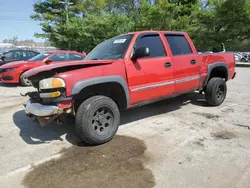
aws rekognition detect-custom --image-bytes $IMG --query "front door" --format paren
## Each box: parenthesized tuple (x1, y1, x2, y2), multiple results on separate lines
(164, 34, 201, 94)
(125, 33, 174, 105)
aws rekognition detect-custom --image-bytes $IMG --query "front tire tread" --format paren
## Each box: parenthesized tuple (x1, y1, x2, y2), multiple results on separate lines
(75, 95, 120, 145)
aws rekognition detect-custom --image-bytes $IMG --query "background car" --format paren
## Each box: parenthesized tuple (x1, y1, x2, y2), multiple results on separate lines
(234, 52, 243, 62)
(240, 52, 250, 62)
(0, 49, 40, 66)
(0, 50, 86, 86)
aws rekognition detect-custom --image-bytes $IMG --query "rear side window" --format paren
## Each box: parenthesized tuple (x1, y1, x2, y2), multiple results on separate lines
(165, 35, 192, 56)
(28, 51, 39, 57)
(135, 35, 166, 58)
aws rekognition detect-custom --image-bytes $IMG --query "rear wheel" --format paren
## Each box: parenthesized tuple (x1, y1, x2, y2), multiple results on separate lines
(75, 95, 120, 145)
(205, 77, 227, 106)
(241, 58, 247, 62)
(20, 73, 32, 86)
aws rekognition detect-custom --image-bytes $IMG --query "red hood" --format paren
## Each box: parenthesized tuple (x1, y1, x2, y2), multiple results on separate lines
(23, 60, 114, 78)
(0, 61, 29, 68)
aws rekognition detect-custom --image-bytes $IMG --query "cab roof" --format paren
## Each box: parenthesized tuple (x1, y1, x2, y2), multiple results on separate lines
(126, 30, 187, 35)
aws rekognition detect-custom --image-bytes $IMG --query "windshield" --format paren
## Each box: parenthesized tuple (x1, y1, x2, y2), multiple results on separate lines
(27, 52, 52, 62)
(1, 51, 8, 55)
(84, 34, 134, 60)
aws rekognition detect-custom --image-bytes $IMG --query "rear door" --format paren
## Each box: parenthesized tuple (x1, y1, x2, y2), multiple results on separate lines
(125, 33, 174, 105)
(164, 34, 201, 94)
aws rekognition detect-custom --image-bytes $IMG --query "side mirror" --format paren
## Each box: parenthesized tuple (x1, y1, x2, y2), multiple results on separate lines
(1, 55, 6, 61)
(131, 47, 150, 61)
(43, 58, 52, 64)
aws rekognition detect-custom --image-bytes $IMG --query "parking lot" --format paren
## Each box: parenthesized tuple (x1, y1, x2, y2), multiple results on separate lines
(0, 67, 250, 188)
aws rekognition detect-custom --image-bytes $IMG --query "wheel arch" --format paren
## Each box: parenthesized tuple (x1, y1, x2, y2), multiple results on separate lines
(204, 62, 229, 86)
(19, 68, 31, 79)
(19, 68, 32, 85)
(71, 76, 130, 110)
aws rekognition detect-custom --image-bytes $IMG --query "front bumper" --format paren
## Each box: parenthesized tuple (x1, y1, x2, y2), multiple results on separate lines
(0, 71, 20, 83)
(25, 100, 63, 116)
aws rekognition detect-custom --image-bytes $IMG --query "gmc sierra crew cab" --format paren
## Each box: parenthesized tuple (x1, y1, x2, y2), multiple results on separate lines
(22, 30, 236, 145)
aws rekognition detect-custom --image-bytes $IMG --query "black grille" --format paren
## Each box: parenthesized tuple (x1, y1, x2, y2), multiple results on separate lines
(1, 76, 13, 81)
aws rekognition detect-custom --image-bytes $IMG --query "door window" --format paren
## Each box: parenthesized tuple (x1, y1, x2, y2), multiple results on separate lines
(13, 51, 23, 59)
(69, 53, 85, 60)
(135, 35, 166, 58)
(50, 53, 68, 62)
(165, 35, 192, 56)
(20, 51, 28, 59)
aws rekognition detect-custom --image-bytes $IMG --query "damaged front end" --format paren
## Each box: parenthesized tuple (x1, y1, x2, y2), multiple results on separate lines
(20, 60, 114, 126)
(22, 78, 73, 126)
(25, 99, 64, 126)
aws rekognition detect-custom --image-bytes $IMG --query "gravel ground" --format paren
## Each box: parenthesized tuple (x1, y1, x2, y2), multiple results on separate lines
(0, 67, 250, 188)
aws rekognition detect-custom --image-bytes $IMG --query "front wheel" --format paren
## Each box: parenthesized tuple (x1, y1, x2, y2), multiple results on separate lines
(20, 73, 32, 86)
(75, 95, 120, 145)
(205, 77, 227, 106)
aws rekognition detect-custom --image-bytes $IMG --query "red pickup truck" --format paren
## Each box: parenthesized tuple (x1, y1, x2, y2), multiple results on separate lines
(22, 30, 236, 145)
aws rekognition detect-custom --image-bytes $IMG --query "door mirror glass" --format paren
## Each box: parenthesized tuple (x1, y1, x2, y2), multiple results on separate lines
(131, 47, 150, 61)
(43, 58, 52, 64)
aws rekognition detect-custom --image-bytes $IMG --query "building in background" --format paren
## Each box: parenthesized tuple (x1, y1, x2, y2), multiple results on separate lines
(0, 40, 56, 53)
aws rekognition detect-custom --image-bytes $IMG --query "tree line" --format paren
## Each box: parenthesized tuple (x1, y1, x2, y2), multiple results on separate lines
(31, 0, 250, 53)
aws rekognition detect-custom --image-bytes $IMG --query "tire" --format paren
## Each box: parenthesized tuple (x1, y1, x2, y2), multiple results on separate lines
(75, 95, 120, 145)
(205, 77, 227, 106)
(20, 73, 32, 86)
(241, 58, 247, 62)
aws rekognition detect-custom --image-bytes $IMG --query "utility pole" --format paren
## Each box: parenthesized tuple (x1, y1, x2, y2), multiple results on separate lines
(44, 37, 47, 51)
(59, 0, 73, 49)
(60, 0, 73, 24)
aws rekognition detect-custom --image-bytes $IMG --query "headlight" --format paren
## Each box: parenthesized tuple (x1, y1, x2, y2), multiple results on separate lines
(4, 68, 16, 72)
(39, 78, 65, 90)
